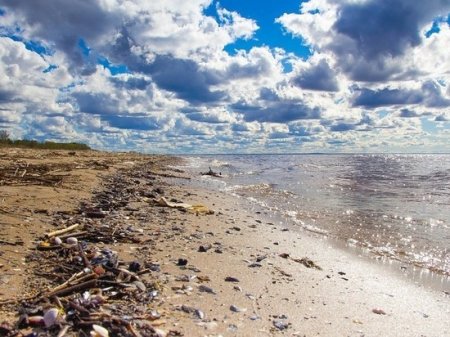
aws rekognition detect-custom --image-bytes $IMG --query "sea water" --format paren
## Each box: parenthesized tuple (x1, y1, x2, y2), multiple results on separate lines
(179, 154, 450, 284)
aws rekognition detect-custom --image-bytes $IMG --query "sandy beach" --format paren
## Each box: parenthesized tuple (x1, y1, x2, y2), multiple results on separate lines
(0, 149, 448, 337)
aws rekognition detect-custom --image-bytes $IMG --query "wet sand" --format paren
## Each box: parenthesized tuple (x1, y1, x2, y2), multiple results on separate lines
(0, 149, 448, 336)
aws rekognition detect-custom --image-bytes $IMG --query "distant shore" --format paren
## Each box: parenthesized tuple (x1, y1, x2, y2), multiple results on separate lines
(0, 148, 448, 336)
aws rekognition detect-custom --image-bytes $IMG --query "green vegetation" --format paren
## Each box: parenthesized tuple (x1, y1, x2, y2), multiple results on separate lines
(0, 130, 91, 150)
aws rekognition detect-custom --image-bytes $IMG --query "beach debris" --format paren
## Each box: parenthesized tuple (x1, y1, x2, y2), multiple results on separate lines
(200, 167, 221, 178)
(279, 253, 290, 259)
(224, 276, 240, 283)
(156, 197, 214, 215)
(292, 257, 322, 270)
(372, 308, 386, 315)
(274, 266, 293, 277)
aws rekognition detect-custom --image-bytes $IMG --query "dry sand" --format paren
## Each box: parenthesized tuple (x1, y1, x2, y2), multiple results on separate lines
(0, 148, 448, 337)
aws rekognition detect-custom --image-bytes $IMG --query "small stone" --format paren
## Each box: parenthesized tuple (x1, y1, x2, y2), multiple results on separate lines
(198, 245, 211, 252)
(198, 285, 216, 294)
(279, 253, 290, 259)
(177, 258, 188, 266)
(224, 276, 240, 283)
(230, 305, 247, 313)
(372, 308, 386, 315)
(273, 320, 289, 330)
(129, 261, 141, 272)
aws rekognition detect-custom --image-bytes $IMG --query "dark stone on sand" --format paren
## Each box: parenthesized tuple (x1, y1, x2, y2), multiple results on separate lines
(177, 258, 188, 266)
(153, 187, 164, 195)
(198, 245, 211, 252)
(129, 261, 141, 272)
(225, 276, 240, 283)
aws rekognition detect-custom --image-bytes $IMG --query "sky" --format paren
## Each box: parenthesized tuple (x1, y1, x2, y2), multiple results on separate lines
(0, 0, 449, 154)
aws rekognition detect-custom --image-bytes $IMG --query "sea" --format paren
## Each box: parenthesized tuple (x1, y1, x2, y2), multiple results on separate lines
(177, 154, 450, 290)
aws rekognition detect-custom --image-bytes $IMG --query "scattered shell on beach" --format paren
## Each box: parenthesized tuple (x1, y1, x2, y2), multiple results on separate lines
(90, 324, 109, 337)
(194, 309, 205, 319)
(43, 308, 59, 328)
(224, 276, 240, 283)
(28, 315, 44, 326)
(66, 237, 78, 245)
(53, 236, 62, 245)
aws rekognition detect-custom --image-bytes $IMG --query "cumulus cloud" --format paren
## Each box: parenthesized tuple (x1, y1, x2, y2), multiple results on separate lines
(0, 0, 449, 152)
(277, 0, 450, 82)
(292, 59, 339, 91)
(352, 88, 424, 108)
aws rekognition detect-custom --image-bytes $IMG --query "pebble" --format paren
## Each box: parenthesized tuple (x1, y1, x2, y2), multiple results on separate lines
(224, 276, 240, 283)
(198, 285, 216, 294)
(372, 308, 386, 315)
(128, 261, 141, 272)
(230, 304, 247, 313)
(177, 258, 188, 266)
(273, 320, 289, 330)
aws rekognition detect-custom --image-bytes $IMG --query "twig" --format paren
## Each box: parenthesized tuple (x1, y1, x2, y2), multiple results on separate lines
(46, 223, 81, 238)
(56, 325, 70, 337)
(45, 279, 97, 298)
(78, 243, 92, 269)
(49, 271, 96, 294)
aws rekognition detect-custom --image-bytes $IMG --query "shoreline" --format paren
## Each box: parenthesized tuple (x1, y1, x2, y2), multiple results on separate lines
(0, 149, 449, 336)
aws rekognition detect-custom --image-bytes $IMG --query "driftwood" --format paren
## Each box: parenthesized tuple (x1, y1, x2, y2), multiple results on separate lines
(45, 278, 98, 298)
(200, 167, 222, 178)
(46, 223, 80, 238)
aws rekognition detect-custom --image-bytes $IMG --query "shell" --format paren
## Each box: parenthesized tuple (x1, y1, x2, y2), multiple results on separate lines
(53, 237, 62, 245)
(66, 237, 78, 245)
(90, 324, 109, 337)
(28, 315, 44, 326)
(154, 329, 167, 337)
(43, 308, 59, 328)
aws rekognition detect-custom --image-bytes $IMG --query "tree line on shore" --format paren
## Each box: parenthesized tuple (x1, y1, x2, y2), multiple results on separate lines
(0, 130, 91, 150)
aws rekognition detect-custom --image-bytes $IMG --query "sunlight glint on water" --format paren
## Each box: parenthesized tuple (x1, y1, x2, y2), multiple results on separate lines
(182, 154, 450, 277)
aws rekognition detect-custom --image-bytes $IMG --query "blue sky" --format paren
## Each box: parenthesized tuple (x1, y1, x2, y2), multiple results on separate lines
(0, 0, 449, 153)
